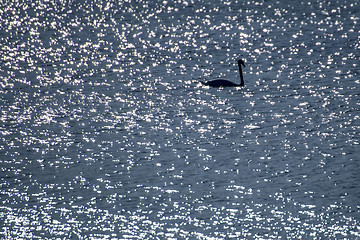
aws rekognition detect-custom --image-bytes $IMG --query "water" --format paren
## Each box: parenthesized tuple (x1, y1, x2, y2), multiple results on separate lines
(1, 0, 359, 239)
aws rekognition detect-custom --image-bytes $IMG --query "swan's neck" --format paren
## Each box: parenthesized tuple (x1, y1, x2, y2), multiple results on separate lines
(238, 64, 244, 87)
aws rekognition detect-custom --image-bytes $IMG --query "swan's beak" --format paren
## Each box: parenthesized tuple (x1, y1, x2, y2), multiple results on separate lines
(238, 60, 245, 67)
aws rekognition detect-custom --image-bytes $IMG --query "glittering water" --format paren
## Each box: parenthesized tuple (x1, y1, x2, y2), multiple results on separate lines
(1, 0, 359, 239)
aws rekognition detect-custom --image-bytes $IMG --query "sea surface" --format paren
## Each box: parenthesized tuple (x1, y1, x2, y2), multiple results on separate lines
(1, 0, 359, 239)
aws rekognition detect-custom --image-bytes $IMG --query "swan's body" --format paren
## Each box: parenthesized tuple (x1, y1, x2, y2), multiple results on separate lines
(202, 79, 241, 87)
(202, 59, 245, 87)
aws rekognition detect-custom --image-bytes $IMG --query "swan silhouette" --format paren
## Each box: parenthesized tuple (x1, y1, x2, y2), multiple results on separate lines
(202, 59, 245, 87)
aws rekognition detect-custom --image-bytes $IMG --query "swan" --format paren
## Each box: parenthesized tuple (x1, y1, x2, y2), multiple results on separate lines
(202, 59, 245, 87)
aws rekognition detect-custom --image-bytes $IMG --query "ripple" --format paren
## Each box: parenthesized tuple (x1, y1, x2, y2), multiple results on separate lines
(1, 0, 359, 238)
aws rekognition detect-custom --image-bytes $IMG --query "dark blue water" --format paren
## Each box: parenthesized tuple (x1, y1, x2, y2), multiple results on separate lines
(1, 0, 359, 239)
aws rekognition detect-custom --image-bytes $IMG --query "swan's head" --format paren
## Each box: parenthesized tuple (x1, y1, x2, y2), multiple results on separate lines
(238, 59, 245, 67)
